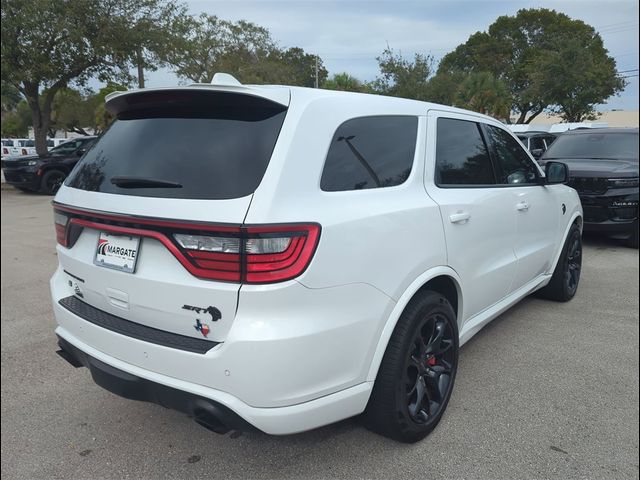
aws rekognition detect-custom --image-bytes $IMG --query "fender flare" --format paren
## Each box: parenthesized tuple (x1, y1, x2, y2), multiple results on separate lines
(547, 210, 583, 276)
(365, 266, 463, 382)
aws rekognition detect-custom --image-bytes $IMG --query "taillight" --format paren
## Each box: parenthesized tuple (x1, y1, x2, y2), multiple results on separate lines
(54, 210, 69, 247)
(21, 148, 27, 155)
(2, 148, 7, 154)
(244, 225, 320, 283)
(174, 233, 242, 282)
(173, 225, 320, 283)
(53, 204, 320, 284)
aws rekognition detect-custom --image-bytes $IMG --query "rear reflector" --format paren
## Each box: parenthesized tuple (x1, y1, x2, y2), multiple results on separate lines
(53, 205, 320, 284)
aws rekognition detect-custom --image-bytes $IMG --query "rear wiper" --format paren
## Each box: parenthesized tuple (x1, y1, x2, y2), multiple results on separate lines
(110, 176, 183, 189)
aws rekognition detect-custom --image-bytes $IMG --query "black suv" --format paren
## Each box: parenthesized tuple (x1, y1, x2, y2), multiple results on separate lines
(540, 128, 639, 248)
(1, 136, 97, 194)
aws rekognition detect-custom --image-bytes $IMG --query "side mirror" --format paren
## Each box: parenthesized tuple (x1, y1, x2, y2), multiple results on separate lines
(530, 148, 544, 159)
(76, 149, 86, 156)
(545, 161, 569, 184)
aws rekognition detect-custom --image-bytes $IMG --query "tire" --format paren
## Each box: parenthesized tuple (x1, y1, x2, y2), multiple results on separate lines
(537, 223, 582, 302)
(40, 169, 66, 195)
(363, 291, 459, 443)
(625, 222, 638, 249)
(16, 187, 34, 193)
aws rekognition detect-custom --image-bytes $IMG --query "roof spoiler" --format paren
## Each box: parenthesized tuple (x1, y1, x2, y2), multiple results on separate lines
(105, 73, 290, 111)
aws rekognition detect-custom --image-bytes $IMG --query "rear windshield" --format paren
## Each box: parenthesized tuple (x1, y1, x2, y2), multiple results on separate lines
(66, 91, 287, 199)
(544, 132, 638, 161)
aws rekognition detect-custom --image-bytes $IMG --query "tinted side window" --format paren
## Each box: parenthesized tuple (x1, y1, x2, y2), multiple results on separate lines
(435, 118, 495, 186)
(320, 116, 417, 192)
(529, 137, 546, 151)
(486, 126, 539, 185)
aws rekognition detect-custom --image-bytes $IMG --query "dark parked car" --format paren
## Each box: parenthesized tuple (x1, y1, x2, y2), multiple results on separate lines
(1, 136, 97, 194)
(516, 131, 557, 159)
(540, 128, 639, 248)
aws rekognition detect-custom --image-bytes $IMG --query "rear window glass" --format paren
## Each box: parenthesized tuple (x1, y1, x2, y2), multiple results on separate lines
(320, 116, 418, 192)
(544, 132, 639, 160)
(66, 91, 287, 200)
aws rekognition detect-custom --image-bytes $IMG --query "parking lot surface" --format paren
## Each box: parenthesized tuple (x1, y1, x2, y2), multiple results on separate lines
(1, 187, 638, 480)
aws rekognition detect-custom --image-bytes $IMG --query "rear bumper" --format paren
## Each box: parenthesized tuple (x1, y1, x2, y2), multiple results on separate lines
(56, 335, 254, 433)
(55, 327, 373, 435)
(50, 265, 391, 434)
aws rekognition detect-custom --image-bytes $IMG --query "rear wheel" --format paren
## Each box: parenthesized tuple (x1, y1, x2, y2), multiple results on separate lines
(537, 223, 582, 301)
(363, 291, 458, 443)
(40, 169, 66, 195)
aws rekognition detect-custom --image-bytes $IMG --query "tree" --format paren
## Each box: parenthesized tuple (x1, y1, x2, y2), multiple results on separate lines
(323, 73, 366, 92)
(1, 0, 185, 155)
(372, 47, 433, 100)
(127, 1, 188, 88)
(438, 8, 625, 123)
(424, 72, 464, 106)
(454, 72, 510, 119)
(1, 80, 21, 113)
(0, 100, 31, 137)
(50, 88, 97, 136)
(165, 14, 326, 87)
(94, 84, 128, 134)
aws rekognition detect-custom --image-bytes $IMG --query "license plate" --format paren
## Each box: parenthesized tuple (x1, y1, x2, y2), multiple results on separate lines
(94, 232, 140, 273)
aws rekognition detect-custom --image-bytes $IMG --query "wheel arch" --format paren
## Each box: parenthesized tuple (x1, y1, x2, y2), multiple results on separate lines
(366, 267, 463, 382)
(548, 211, 583, 276)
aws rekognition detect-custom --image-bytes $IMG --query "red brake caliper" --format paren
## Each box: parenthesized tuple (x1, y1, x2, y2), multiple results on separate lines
(427, 357, 437, 367)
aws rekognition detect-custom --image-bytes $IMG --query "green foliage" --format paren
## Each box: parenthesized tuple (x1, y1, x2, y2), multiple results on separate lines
(1, 100, 31, 137)
(94, 83, 128, 133)
(0, 0, 185, 153)
(165, 14, 326, 86)
(1, 80, 21, 113)
(438, 8, 625, 123)
(372, 47, 433, 100)
(323, 73, 368, 92)
(454, 72, 510, 119)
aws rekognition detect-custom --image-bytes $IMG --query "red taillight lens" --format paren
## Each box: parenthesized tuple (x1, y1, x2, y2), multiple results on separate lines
(173, 224, 320, 283)
(2, 148, 8, 154)
(245, 225, 320, 283)
(21, 148, 27, 155)
(54, 210, 69, 247)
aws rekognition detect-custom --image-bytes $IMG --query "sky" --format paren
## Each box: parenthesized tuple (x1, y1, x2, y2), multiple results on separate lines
(140, 0, 639, 110)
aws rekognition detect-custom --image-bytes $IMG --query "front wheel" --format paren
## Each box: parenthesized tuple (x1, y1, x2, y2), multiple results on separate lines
(40, 169, 66, 195)
(363, 291, 459, 443)
(537, 223, 582, 301)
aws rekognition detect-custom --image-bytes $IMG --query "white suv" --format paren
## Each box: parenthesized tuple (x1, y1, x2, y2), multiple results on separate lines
(51, 76, 582, 443)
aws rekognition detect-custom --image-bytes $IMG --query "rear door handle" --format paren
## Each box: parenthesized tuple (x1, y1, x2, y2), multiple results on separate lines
(449, 212, 471, 224)
(516, 201, 530, 211)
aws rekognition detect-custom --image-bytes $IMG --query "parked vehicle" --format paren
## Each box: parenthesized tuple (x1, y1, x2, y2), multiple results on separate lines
(540, 128, 639, 248)
(516, 131, 557, 159)
(51, 77, 582, 443)
(1, 138, 71, 159)
(1, 136, 97, 194)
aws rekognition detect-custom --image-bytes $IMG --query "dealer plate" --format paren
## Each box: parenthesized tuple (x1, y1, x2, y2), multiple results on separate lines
(94, 232, 140, 273)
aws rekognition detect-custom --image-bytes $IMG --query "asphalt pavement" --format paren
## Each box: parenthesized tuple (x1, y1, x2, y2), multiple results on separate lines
(1, 187, 638, 479)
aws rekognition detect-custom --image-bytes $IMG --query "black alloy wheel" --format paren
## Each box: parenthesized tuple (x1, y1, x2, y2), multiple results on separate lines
(404, 313, 455, 424)
(565, 233, 582, 297)
(364, 291, 459, 443)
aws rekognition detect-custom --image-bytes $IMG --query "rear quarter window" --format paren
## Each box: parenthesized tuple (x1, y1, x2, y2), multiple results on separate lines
(320, 116, 418, 192)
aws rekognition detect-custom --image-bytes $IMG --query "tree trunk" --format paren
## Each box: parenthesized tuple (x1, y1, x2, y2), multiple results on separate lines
(136, 48, 145, 88)
(23, 83, 50, 156)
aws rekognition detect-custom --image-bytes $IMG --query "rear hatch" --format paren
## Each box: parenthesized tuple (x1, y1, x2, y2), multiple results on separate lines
(53, 87, 289, 344)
